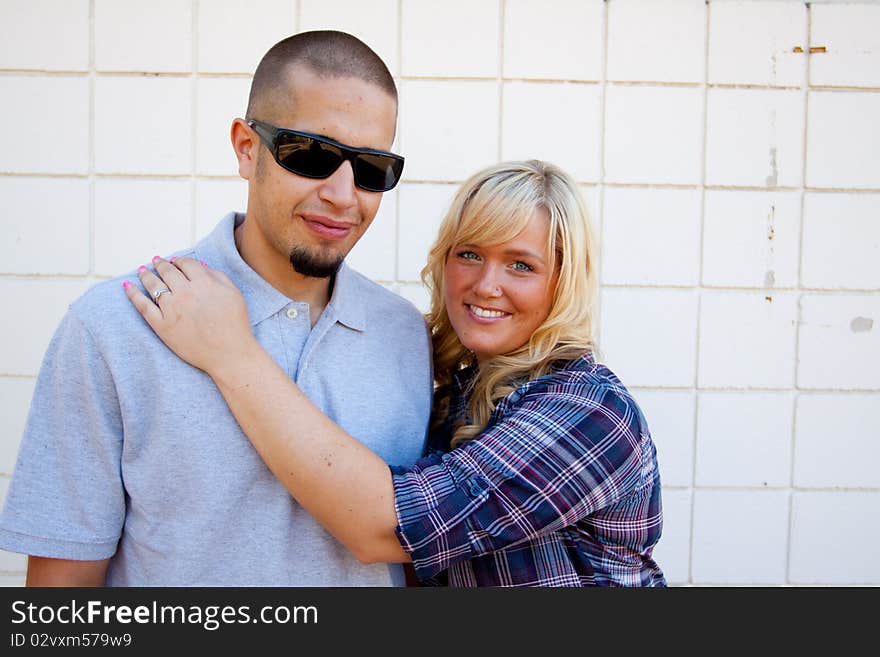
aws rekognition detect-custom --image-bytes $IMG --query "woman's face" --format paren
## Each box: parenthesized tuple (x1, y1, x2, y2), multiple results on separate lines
(444, 207, 558, 365)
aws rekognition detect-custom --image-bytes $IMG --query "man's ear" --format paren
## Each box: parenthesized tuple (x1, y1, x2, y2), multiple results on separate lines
(231, 118, 257, 180)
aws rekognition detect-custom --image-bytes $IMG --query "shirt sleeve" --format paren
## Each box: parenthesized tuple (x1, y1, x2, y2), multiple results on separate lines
(0, 308, 125, 560)
(391, 380, 647, 580)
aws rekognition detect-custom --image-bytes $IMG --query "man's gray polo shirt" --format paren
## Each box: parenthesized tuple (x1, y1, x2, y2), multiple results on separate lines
(0, 212, 433, 586)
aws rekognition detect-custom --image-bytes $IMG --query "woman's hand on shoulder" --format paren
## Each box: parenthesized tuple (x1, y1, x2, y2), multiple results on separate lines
(123, 256, 256, 376)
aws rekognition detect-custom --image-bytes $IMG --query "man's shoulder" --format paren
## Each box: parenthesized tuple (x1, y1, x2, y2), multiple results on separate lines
(69, 250, 198, 334)
(344, 266, 426, 324)
(69, 273, 135, 320)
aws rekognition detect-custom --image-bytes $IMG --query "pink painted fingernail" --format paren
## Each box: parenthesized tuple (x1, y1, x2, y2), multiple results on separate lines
(169, 256, 176, 263)
(122, 280, 131, 289)
(152, 256, 161, 263)
(200, 260, 208, 267)
(137, 265, 147, 273)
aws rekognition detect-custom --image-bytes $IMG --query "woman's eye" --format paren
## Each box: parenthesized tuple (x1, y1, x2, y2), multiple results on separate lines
(457, 250, 479, 261)
(512, 261, 533, 273)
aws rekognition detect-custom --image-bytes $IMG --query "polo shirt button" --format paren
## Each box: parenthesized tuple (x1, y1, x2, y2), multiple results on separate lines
(286, 308, 298, 320)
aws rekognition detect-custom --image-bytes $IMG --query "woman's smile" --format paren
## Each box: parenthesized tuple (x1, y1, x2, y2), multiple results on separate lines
(466, 304, 511, 320)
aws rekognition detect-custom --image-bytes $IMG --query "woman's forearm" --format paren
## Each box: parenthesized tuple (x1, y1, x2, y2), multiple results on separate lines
(209, 339, 409, 564)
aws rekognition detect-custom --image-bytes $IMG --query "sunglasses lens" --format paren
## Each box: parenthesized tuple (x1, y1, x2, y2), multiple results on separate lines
(275, 133, 342, 178)
(355, 154, 403, 192)
(270, 128, 402, 192)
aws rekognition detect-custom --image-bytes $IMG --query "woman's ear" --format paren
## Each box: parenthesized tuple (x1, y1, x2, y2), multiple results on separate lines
(231, 118, 257, 180)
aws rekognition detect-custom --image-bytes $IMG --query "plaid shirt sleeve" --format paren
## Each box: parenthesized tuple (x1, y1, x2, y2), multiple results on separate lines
(391, 373, 648, 580)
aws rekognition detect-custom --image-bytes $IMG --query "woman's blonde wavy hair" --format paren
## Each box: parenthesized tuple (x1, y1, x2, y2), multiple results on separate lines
(421, 160, 599, 448)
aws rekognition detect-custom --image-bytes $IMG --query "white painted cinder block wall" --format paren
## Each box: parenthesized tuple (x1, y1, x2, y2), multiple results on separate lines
(1, 0, 878, 587)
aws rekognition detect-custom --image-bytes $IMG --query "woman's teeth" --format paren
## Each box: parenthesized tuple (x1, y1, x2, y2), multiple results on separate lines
(469, 305, 507, 318)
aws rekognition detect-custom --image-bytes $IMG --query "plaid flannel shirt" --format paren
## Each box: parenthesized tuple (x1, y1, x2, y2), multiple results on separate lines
(391, 353, 666, 587)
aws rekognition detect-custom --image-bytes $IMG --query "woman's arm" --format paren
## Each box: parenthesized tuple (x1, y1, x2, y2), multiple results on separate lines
(124, 256, 408, 564)
(209, 340, 407, 564)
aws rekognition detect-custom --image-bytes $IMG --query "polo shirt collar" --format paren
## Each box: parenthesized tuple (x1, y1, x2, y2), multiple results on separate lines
(196, 212, 366, 331)
(325, 261, 366, 332)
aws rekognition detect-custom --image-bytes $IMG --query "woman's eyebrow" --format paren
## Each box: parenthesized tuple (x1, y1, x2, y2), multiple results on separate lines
(503, 248, 546, 263)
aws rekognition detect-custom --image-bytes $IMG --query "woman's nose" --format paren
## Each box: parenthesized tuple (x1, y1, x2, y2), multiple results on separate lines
(473, 266, 502, 298)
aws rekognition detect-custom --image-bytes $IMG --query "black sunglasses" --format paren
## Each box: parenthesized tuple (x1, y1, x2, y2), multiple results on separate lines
(248, 119, 404, 192)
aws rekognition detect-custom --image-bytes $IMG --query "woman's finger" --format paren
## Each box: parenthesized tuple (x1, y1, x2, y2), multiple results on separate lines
(136, 264, 175, 308)
(123, 279, 164, 330)
(152, 256, 189, 289)
(172, 256, 208, 282)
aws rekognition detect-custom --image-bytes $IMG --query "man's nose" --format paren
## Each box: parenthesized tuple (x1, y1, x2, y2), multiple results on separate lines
(317, 160, 358, 209)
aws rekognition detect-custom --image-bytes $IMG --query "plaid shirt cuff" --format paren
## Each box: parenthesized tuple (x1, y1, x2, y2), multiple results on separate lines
(391, 459, 491, 580)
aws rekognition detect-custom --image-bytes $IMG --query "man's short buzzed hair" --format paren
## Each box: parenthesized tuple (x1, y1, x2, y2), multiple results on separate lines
(245, 30, 397, 121)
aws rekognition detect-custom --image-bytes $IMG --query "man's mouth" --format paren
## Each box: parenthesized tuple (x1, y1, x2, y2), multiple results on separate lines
(301, 214, 355, 240)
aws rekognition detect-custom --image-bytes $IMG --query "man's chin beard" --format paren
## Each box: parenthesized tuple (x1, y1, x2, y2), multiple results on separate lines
(289, 246, 343, 279)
